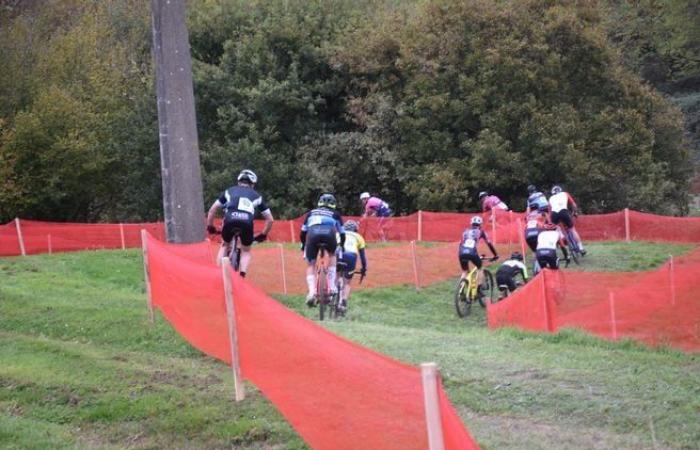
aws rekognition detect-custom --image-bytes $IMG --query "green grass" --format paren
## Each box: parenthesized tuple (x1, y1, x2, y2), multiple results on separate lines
(1, 242, 699, 449)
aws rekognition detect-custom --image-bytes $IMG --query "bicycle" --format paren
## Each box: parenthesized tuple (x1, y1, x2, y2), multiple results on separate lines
(497, 273, 527, 301)
(333, 259, 366, 318)
(210, 227, 244, 271)
(560, 224, 582, 265)
(454, 255, 499, 318)
(313, 244, 337, 321)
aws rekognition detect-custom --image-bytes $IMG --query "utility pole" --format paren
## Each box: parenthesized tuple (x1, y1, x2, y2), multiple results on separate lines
(151, 0, 205, 243)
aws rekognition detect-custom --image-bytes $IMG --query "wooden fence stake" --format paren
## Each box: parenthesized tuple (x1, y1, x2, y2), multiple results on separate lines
(411, 240, 421, 291)
(221, 258, 246, 402)
(140, 229, 155, 323)
(120, 223, 126, 250)
(540, 272, 552, 332)
(491, 210, 497, 244)
(608, 291, 618, 340)
(624, 208, 630, 242)
(48, 235, 52, 255)
(289, 221, 296, 243)
(669, 255, 676, 306)
(517, 218, 527, 264)
(279, 243, 288, 295)
(417, 210, 423, 242)
(421, 362, 445, 450)
(15, 218, 26, 256)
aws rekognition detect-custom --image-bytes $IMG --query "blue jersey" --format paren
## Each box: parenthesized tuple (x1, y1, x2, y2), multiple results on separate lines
(527, 191, 549, 211)
(301, 208, 345, 234)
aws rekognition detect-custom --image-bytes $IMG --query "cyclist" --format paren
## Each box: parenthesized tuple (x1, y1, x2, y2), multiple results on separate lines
(535, 223, 569, 270)
(549, 185, 586, 255)
(206, 169, 274, 278)
(524, 206, 550, 253)
(495, 252, 528, 295)
(458, 216, 499, 283)
(360, 192, 393, 217)
(300, 193, 345, 306)
(478, 191, 509, 213)
(336, 220, 367, 312)
(525, 184, 549, 214)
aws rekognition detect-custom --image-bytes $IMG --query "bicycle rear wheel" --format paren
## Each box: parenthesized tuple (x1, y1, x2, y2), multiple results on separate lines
(478, 271, 497, 307)
(454, 278, 471, 317)
(566, 230, 580, 265)
(318, 269, 328, 320)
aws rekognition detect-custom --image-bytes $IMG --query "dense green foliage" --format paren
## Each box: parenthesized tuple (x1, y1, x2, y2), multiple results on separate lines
(0, 0, 694, 221)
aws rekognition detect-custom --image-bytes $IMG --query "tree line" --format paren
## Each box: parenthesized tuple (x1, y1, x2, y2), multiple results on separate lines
(0, 0, 695, 222)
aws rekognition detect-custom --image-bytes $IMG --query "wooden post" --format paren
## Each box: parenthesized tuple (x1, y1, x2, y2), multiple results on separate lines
(540, 272, 552, 332)
(119, 223, 126, 250)
(608, 291, 618, 340)
(289, 221, 296, 243)
(417, 210, 423, 242)
(421, 363, 445, 450)
(517, 218, 527, 264)
(508, 210, 514, 252)
(669, 255, 676, 306)
(15, 218, 26, 256)
(47, 235, 52, 255)
(221, 258, 246, 402)
(279, 243, 288, 295)
(624, 208, 630, 242)
(491, 210, 497, 244)
(140, 229, 155, 323)
(411, 240, 421, 291)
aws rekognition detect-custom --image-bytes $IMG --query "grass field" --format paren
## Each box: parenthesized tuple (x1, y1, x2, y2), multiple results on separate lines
(1, 242, 698, 449)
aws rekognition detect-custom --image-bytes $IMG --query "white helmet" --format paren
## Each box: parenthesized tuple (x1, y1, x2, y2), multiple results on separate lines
(471, 216, 483, 226)
(360, 192, 370, 200)
(551, 185, 562, 194)
(237, 169, 257, 185)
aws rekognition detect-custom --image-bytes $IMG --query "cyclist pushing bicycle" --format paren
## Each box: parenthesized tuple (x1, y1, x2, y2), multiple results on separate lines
(300, 193, 345, 307)
(458, 216, 499, 283)
(206, 169, 274, 277)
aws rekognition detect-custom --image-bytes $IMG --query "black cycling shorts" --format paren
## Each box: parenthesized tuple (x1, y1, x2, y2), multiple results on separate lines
(496, 272, 517, 292)
(536, 249, 559, 270)
(337, 252, 358, 279)
(458, 250, 482, 271)
(222, 217, 254, 246)
(305, 226, 337, 262)
(525, 230, 539, 253)
(551, 209, 574, 229)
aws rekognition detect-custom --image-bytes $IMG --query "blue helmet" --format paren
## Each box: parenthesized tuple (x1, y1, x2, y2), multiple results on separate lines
(318, 193, 337, 209)
(344, 220, 359, 232)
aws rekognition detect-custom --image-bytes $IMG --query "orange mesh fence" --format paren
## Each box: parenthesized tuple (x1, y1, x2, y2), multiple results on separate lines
(3, 209, 700, 256)
(488, 250, 700, 352)
(144, 232, 480, 449)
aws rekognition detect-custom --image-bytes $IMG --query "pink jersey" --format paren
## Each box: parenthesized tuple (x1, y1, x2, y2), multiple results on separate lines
(482, 195, 508, 212)
(365, 197, 386, 214)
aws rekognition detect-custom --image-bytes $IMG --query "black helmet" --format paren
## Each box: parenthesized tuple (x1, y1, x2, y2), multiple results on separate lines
(318, 193, 337, 209)
(510, 251, 523, 261)
(237, 169, 258, 185)
(527, 184, 537, 194)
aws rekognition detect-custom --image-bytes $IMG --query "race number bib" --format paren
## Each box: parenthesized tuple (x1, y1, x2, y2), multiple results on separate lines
(237, 198, 255, 214)
(527, 220, 538, 229)
(462, 238, 476, 249)
(308, 215, 324, 227)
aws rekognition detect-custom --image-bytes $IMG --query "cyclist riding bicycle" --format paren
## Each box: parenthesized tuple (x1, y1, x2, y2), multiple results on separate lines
(300, 193, 345, 306)
(360, 192, 393, 217)
(549, 185, 586, 255)
(495, 252, 528, 294)
(525, 184, 549, 214)
(458, 216, 499, 281)
(478, 191, 509, 213)
(206, 169, 274, 277)
(336, 220, 367, 312)
(535, 223, 569, 270)
(524, 206, 550, 253)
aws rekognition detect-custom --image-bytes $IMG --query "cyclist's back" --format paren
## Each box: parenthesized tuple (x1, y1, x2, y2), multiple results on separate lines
(549, 185, 586, 254)
(526, 185, 549, 213)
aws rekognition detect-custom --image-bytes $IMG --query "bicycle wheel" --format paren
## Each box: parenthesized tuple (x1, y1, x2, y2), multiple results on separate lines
(333, 274, 345, 318)
(478, 271, 497, 307)
(230, 236, 241, 271)
(318, 268, 328, 321)
(454, 278, 471, 317)
(567, 230, 580, 265)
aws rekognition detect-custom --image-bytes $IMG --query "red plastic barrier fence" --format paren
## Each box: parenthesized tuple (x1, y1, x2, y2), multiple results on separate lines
(488, 249, 700, 352)
(144, 232, 480, 449)
(3, 209, 700, 257)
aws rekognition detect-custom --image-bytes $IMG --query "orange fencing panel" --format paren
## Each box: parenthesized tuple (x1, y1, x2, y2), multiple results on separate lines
(0, 220, 21, 256)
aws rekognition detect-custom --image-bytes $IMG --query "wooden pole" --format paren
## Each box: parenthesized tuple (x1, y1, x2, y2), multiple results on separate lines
(417, 210, 423, 242)
(608, 291, 618, 340)
(517, 218, 527, 264)
(669, 255, 676, 306)
(15, 218, 26, 256)
(491, 210, 497, 244)
(421, 362, 445, 450)
(624, 208, 630, 242)
(540, 272, 552, 332)
(411, 240, 421, 291)
(140, 229, 155, 323)
(289, 221, 296, 243)
(48, 235, 52, 255)
(279, 243, 288, 295)
(221, 258, 246, 401)
(120, 223, 126, 250)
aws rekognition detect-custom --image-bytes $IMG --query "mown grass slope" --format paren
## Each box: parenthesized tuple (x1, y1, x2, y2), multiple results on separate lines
(1, 242, 698, 449)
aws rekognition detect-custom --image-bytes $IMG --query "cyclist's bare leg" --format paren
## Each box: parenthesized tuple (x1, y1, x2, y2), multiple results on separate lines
(328, 255, 338, 292)
(217, 242, 232, 266)
(378, 216, 387, 242)
(305, 262, 316, 302)
(571, 227, 585, 251)
(342, 278, 352, 303)
(239, 245, 252, 274)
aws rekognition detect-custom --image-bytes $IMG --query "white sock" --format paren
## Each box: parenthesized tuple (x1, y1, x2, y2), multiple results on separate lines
(328, 266, 337, 291)
(306, 274, 316, 296)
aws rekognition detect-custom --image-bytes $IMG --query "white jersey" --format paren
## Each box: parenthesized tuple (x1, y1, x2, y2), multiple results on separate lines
(549, 192, 571, 213)
(502, 260, 527, 271)
(537, 229, 561, 251)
